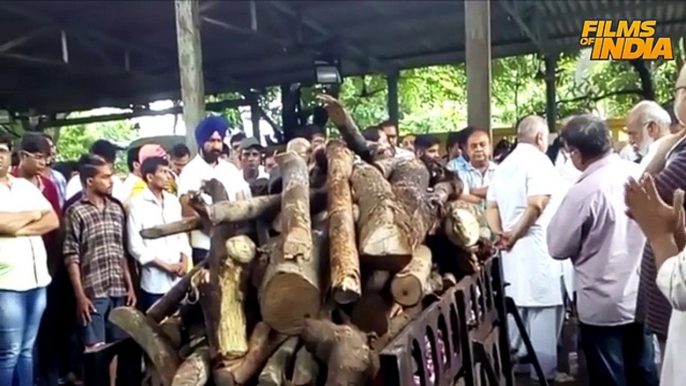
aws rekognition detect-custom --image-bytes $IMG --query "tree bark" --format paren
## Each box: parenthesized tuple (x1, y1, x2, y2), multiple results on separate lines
(443, 200, 481, 249)
(140, 217, 201, 239)
(370, 304, 423, 352)
(390, 245, 432, 307)
(258, 337, 299, 386)
(327, 141, 361, 305)
(373, 157, 404, 179)
(277, 151, 313, 260)
(260, 221, 327, 334)
(389, 158, 433, 251)
(351, 271, 401, 336)
(109, 307, 181, 386)
(207, 194, 282, 225)
(300, 318, 379, 386)
(146, 259, 208, 322)
(350, 163, 413, 272)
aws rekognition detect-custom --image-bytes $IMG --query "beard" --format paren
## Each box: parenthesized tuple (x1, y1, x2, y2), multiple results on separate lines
(201, 148, 221, 163)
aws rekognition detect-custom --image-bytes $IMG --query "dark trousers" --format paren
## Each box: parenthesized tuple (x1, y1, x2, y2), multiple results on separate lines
(579, 322, 659, 386)
(138, 290, 164, 313)
(35, 270, 74, 386)
(192, 248, 209, 266)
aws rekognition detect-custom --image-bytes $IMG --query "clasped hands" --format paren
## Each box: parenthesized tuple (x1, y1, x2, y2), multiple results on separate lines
(625, 174, 686, 245)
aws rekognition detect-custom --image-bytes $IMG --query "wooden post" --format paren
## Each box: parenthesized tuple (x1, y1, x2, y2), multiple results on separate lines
(250, 93, 261, 142)
(175, 0, 206, 154)
(387, 71, 399, 125)
(545, 55, 557, 133)
(465, 0, 492, 135)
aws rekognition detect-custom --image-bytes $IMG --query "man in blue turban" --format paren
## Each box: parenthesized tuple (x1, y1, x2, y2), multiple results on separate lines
(177, 116, 250, 265)
(195, 116, 229, 165)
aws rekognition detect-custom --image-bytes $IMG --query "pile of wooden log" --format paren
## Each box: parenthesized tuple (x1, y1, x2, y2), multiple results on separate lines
(109, 96, 494, 386)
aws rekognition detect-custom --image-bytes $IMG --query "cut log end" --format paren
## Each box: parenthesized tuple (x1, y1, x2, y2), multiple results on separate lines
(261, 272, 321, 334)
(390, 245, 432, 307)
(333, 275, 362, 304)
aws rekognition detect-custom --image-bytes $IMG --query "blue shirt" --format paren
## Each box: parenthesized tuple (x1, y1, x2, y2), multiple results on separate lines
(49, 168, 67, 208)
(460, 161, 498, 191)
(446, 156, 468, 172)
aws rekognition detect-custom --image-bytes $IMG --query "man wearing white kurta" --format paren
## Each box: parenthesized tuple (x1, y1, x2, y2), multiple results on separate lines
(486, 116, 565, 381)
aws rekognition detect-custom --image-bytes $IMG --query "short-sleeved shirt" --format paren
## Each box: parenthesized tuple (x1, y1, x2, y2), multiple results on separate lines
(0, 175, 53, 290)
(177, 155, 251, 250)
(63, 196, 127, 299)
(459, 161, 498, 191)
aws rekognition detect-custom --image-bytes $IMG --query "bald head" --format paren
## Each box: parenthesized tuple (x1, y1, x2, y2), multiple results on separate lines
(517, 116, 548, 141)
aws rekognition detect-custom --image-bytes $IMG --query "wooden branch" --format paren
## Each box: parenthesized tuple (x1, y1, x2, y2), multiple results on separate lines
(160, 316, 183, 349)
(389, 158, 433, 251)
(327, 141, 361, 305)
(141, 217, 201, 239)
(351, 163, 413, 272)
(213, 322, 288, 386)
(370, 305, 423, 352)
(171, 344, 210, 386)
(207, 194, 281, 225)
(215, 235, 257, 360)
(317, 94, 372, 162)
(146, 259, 208, 322)
(109, 307, 181, 386)
(291, 345, 319, 386)
(390, 245, 432, 307)
(277, 151, 313, 260)
(260, 222, 326, 334)
(258, 337, 299, 386)
(300, 319, 379, 386)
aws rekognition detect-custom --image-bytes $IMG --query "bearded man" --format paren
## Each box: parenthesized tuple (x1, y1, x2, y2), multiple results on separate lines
(626, 101, 672, 172)
(177, 116, 250, 265)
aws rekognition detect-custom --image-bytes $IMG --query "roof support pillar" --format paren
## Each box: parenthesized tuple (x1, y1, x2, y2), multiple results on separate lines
(544, 55, 558, 133)
(464, 0, 492, 135)
(387, 71, 399, 126)
(175, 0, 206, 154)
(249, 93, 261, 142)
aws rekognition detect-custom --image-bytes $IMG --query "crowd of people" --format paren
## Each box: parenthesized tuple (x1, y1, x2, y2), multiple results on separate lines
(3, 66, 686, 386)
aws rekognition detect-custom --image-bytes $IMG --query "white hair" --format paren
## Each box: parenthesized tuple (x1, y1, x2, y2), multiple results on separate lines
(516, 115, 548, 142)
(629, 100, 671, 130)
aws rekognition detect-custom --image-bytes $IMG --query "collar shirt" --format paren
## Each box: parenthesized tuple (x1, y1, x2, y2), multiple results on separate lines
(0, 175, 52, 291)
(486, 143, 565, 307)
(63, 196, 127, 299)
(127, 188, 192, 294)
(460, 161, 498, 191)
(548, 154, 643, 326)
(177, 155, 251, 250)
(554, 151, 582, 184)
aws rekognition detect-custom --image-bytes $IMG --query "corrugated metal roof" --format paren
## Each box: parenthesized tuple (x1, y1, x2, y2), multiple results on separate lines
(0, 0, 684, 114)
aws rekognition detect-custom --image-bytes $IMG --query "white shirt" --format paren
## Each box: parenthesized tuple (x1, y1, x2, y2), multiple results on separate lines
(394, 147, 415, 159)
(177, 155, 251, 250)
(127, 188, 192, 294)
(0, 176, 52, 290)
(656, 248, 686, 385)
(486, 143, 565, 307)
(66, 174, 126, 202)
(618, 143, 640, 162)
(638, 135, 669, 172)
(554, 151, 582, 184)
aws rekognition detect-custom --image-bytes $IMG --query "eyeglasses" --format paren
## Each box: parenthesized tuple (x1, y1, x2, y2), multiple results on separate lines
(22, 151, 46, 160)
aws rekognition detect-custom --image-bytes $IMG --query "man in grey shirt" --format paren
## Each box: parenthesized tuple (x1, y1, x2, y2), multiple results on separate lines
(548, 115, 658, 386)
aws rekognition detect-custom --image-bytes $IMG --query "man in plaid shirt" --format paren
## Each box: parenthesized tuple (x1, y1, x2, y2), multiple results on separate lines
(63, 155, 136, 384)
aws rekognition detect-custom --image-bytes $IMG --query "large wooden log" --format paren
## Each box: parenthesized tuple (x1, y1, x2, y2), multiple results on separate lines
(390, 245, 432, 307)
(109, 307, 181, 386)
(141, 217, 201, 239)
(350, 163, 413, 272)
(258, 337, 299, 386)
(146, 259, 208, 322)
(318, 94, 372, 162)
(300, 318, 379, 386)
(213, 322, 288, 386)
(326, 141, 361, 305)
(352, 271, 401, 336)
(260, 221, 327, 334)
(277, 151, 313, 260)
(443, 200, 481, 249)
(291, 345, 319, 386)
(171, 344, 210, 386)
(389, 158, 433, 251)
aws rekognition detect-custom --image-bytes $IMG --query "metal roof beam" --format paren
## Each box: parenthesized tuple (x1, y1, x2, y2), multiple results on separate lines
(266, 1, 393, 74)
(500, 0, 548, 54)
